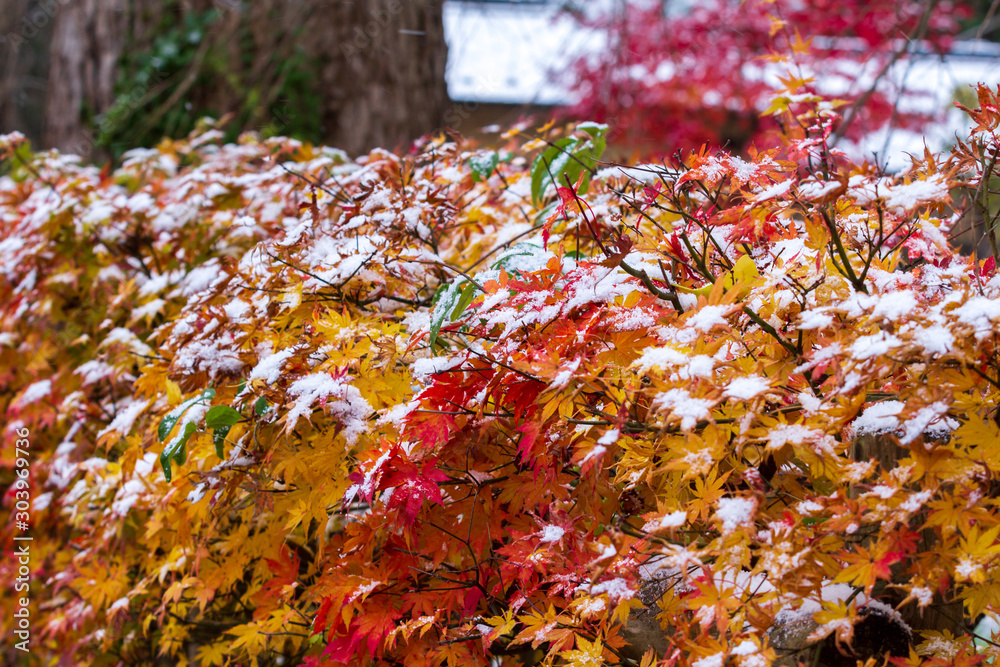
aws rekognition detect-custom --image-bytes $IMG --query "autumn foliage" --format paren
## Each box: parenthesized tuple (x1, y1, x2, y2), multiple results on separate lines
(564, 0, 969, 154)
(3, 73, 1000, 667)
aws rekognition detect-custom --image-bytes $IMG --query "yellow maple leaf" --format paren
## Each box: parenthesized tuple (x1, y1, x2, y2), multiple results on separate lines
(195, 642, 229, 667)
(560, 635, 605, 666)
(228, 622, 267, 662)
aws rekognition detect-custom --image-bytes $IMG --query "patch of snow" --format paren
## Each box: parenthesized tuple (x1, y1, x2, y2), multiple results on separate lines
(797, 309, 834, 330)
(132, 298, 165, 320)
(33, 492, 52, 511)
(655, 388, 715, 431)
(186, 482, 207, 504)
(632, 346, 689, 373)
(411, 356, 463, 382)
(642, 511, 687, 532)
(881, 175, 950, 213)
(798, 179, 841, 200)
(900, 402, 955, 445)
(851, 331, 902, 360)
(539, 525, 565, 543)
(97, 399, 151, 440)
(870, 291, 917, 322)
(753, 179, 793, 202)
(954, 296, 1000, 340)
(693, 653, 724, 667)
(112, 479, 146, 516)
(249, 347, 297, 385)
(286, 373, 372, 445)
(18, 379, 52, 405)
(849, 401, 903, 437)
(724, 375, 770, 401)
(716, 497, 756, 534)
(579, 577, 635, 602)
(688, 305, 731, 332)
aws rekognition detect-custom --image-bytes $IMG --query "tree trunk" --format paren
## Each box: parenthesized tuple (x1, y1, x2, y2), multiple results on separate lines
(44, 0, 129, 155)
(321, 0, 450, 155)
(6, 0, 449, 158)
(0, 0, 54, 145)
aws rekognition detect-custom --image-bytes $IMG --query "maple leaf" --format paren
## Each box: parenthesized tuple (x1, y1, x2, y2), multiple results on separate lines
(195, 642, 229, 666)
(10, 45, 1000, 667)
(250, 546, 300, 617)
(382, 458, 450, 524)
(325, 605, 402, 662)
(955, 84, 1000, 133)
(834, 545, 895, 593)
(560, 635, 606, 666)
(229, 623, 268, 663)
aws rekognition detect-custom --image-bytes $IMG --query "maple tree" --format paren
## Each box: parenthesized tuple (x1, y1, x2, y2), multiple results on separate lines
(2, 47, 1000, 667)
(563, 0, 970, 155)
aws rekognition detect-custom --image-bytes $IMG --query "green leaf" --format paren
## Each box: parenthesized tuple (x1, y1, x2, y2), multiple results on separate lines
(490, 244, 538, 273)
(205, 405, 242, 428)
(428, 278, 466, 351)
(576, 121, 608, 159)
(254, 396, 269, 416)
(158, 403, 187, 442)
(158, 388, 215, 442)
(469, 152, 499, 182)
(431, 282, 449, 306)
(6, 141, 34, 183)
(528, 123, 609, 207)
(450, 281, 478, 322)
(530, 137, 579, 207)
(213, 426, 231, 459)
(160, 421, 197, 482)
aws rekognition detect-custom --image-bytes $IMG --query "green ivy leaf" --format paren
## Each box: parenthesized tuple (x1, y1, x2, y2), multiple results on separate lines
(254, 396, 269, 416)
(160, 421, 197, 482)
(158, 388, 215, 442)
(205, 405, 242, 429)
(529, 123, 608, 207)
(469, 151, 499, 182)
(428, 278, 465, 351)
(450, 281, 478, 322)
(213, 426, 231, 459)
(530, 137, 579, 207)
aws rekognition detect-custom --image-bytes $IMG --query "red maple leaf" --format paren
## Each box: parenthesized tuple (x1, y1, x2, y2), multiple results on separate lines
(383, 459, 449, 524)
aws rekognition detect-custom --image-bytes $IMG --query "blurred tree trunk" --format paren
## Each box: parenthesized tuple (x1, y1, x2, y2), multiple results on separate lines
(44, 0, 129, 154)
(1, 0, 449, 158)
(320, 0, 450, 155)
(0, 0, 55, 144)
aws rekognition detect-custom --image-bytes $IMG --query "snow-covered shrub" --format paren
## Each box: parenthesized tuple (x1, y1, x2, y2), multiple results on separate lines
(2, 85, 1000, 666)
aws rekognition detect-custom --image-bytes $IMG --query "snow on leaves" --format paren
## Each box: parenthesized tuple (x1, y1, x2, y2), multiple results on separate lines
(4, 85, 1000, 667)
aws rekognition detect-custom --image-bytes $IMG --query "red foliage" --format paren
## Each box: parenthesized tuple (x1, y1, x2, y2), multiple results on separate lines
(564, 0, 968, 155)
